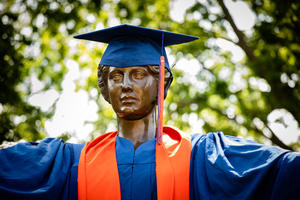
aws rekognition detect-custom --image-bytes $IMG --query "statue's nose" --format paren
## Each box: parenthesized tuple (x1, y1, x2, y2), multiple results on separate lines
(121, 73, 133, 92)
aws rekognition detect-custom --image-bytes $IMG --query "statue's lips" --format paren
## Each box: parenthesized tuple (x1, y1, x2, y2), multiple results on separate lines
(120, 96, 137, 104)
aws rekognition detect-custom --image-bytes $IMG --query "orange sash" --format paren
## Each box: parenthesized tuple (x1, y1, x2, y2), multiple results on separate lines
(78, 126, 191, 200)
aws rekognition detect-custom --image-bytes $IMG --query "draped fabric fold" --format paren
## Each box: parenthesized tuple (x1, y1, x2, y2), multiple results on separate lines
(0, 138, 83, 200)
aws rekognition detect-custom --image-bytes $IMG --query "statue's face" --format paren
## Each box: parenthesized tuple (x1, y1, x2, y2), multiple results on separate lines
(107, 66, 158, 120)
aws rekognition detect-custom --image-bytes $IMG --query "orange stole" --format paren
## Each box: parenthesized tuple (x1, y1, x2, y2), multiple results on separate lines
(78, 126, 191, 200)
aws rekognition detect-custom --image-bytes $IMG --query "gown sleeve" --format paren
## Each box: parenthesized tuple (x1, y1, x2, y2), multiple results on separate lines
(190, 132, 300, 200)
(0, 138, 84, 200)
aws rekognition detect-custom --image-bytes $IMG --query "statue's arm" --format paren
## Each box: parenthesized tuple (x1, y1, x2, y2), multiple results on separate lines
(190, 132, 300, 199)
(0, 138, 81, 200)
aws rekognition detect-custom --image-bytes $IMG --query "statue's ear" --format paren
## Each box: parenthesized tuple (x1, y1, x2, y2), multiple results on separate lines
(104, 97, 111, 104)
(99, 83, 111, 104)
(106, 96, 111, 104)
(101, 90, 111, 104)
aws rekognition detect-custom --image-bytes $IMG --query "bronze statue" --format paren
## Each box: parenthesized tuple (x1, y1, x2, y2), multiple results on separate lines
(0, 24, 299, 200)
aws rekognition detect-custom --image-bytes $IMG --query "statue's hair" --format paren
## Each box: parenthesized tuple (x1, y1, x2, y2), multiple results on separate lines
(97, 65, 173, 103)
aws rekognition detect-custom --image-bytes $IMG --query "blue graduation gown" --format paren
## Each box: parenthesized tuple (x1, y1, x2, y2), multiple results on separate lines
(1, 132, 300, 200)
(0, 138, 84, 200)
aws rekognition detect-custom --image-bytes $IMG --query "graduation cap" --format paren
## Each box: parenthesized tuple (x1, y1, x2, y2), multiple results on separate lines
(74, 24, 198, 143)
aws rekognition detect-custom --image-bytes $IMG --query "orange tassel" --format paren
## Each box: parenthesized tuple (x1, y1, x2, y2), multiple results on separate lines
(158, 56, 165, 144)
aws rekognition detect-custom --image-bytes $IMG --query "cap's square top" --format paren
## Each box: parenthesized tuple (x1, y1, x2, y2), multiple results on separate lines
(74, 24, 198, 46)
(74, 24, 198, 71)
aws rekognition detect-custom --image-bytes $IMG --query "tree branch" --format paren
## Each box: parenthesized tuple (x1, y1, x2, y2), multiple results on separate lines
(217, 0, 256, 60)
(213, 32, 237, 45)
(206, 105, 294, 151)
(264, 122, 293, 151)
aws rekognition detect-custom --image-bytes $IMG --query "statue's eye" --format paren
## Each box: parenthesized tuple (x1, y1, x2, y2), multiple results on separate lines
(132, 70, 147, 80)
(110, 72, 123, 82)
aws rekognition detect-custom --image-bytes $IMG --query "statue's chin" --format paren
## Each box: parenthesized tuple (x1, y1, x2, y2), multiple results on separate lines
(117, 111, 148, 120)
(116, 106, 155, 121)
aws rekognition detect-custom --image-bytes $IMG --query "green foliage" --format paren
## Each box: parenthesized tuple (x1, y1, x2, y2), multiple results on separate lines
(0, 0, 103, 142)
(1, 0, 299, 150)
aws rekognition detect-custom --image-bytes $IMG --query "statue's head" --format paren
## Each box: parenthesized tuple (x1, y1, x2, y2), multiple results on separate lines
(97, 65, 172, 119)
(74, 24, 198, 119)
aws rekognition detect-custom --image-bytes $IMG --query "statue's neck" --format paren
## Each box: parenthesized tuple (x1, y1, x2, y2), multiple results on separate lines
(117, 108, 156, 149)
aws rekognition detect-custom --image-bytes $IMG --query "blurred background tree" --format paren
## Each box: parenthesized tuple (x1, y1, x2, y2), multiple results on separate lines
(0, 0, 299, 150)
